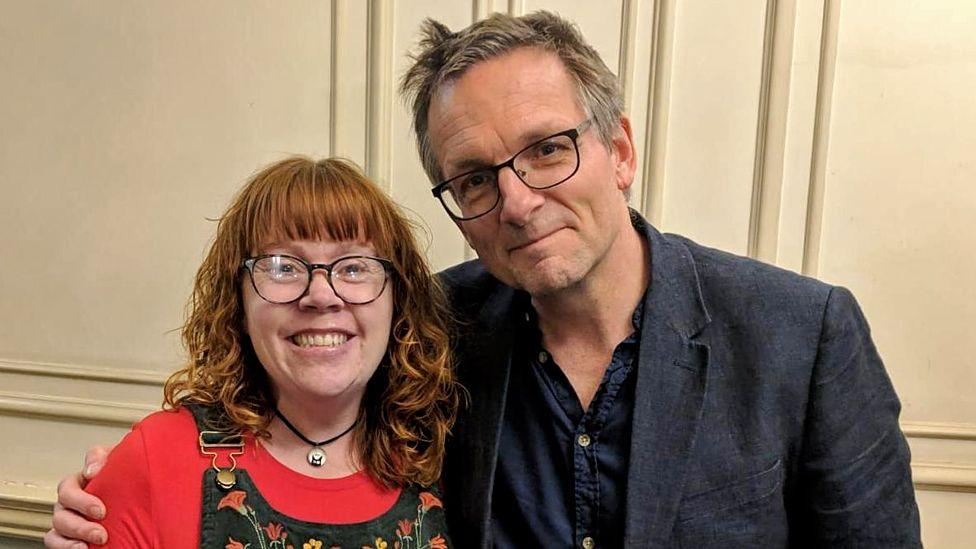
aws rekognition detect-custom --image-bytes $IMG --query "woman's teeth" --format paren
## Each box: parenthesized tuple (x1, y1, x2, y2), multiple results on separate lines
(292, 333, 349, 348)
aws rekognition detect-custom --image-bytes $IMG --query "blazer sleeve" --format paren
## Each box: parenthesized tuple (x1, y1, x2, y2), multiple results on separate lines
(793, 286, 921, 547)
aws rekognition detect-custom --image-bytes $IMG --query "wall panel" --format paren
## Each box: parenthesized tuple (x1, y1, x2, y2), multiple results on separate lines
(388, 1, 475, 271)
(657, 0, 769, 255)
(0, 1, 334, 542)
(816, 1, 976, 427)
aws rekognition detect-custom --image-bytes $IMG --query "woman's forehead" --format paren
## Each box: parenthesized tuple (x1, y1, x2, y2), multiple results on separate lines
(254, 237, 378, 257)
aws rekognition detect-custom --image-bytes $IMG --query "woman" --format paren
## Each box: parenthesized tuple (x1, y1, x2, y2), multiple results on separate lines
(83, 156, 459, 548)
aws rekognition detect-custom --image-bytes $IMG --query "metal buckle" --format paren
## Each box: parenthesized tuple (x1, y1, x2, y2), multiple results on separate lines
(199, 431, 244, 491)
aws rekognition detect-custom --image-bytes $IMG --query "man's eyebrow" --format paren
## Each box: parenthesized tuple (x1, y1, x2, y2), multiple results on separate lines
(445, 126, 566, 176)
(449, 157, 495, 174)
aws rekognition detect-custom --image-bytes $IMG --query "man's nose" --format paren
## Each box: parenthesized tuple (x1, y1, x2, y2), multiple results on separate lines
(299, 270, 344, 310)
(497, 167, 544, 226)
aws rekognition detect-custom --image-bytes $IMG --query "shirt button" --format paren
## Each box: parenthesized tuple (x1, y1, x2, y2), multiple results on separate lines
(538, 350, 549, 363)
(582, 536, 595, 549)
(524, 312, 530, 322)
(577, 433, 591, 447)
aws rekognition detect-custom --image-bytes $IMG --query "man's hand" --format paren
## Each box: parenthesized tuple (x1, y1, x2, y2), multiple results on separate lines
(43, 446, 111, 548)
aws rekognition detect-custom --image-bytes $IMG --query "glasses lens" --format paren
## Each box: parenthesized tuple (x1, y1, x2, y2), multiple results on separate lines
(442, 170, 499, 220)
(250, 256, 308, 303)
(329, 257, 389, 304)
(513, 134, 579, 189)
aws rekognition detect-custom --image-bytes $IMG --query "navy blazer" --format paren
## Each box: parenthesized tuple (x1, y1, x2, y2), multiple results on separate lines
(438, 215, 920, 548)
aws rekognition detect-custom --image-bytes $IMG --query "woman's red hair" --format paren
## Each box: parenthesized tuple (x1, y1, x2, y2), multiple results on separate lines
(163, 156, 460, 487)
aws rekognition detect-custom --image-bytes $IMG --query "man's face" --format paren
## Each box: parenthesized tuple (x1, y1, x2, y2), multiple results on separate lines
(427, 47, 636, 296)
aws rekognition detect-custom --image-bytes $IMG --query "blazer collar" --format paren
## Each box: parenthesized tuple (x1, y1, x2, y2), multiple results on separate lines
(449, 283, 525, 548)
(625, 212, 712, 545)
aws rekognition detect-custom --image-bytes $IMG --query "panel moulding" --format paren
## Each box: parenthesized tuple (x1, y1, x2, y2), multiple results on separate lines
(0, 390, 156, 427)
(748, 0, 799, 263)
(0, 485, 52, 541)
(913, 463, 976, 493)
(640, 0, 676, 227)
(0, 358, 167, 386)
(800, 0, 840, 277)
(365, 0, 395, 189)
(902, 421, 976, 442)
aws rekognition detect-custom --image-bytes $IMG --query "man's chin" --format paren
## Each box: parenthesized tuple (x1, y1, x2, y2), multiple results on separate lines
(511, 262, 582, 297)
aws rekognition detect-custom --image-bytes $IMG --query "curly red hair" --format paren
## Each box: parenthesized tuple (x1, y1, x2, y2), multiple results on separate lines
(163, 156, 460, 487)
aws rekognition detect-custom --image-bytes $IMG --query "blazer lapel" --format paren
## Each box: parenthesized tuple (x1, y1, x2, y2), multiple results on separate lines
(447, 283, 522, 548)
(624, 221, 711, 546)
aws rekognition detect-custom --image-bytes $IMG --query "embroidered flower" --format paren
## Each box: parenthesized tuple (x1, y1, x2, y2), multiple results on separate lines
(375, 538, 388, 549)
(217, 491, 248, 514)
(263, 522, 286, 541)
(418, 492, 442, 511)
(429, 534, 447, 549)
(396, 518, 413, 537)
(303, 540, 323, 549)
(225, 537, 246, 549)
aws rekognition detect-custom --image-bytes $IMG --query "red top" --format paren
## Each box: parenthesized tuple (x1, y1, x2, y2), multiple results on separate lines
(86, 407, 401, 548)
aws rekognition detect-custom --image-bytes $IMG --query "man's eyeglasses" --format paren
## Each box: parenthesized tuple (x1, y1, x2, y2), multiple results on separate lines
(431, 119, 592, 221)
(242, 254, 393, 305)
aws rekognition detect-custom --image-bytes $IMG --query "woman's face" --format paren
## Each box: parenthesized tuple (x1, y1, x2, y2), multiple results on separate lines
(241, 238, 394, 407)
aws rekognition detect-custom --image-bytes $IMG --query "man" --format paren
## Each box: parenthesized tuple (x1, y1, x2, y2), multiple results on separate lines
(47, 12, 920, 548)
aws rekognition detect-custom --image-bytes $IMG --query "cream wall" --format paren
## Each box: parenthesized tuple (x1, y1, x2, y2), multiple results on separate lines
(1, 1, 973, 546)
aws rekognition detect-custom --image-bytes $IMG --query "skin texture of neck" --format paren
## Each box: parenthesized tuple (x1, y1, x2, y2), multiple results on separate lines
(533, 211, 650, 410)
(261, 391, 364, 479)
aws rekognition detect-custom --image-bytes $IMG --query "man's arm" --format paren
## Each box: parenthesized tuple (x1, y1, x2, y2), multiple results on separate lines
(44, 446, 112, 548)
(791, 286, 921, 546)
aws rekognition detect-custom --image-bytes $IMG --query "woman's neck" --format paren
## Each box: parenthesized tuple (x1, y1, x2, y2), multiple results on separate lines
(261, 394, 363, 479)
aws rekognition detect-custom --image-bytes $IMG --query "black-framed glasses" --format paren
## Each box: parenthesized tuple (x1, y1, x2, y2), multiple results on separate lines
(431, 119, 593, 220)
(241, 254, 393, 305)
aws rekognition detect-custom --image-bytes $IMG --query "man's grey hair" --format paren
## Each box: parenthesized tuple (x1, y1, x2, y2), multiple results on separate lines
(399, 11, 624, 184)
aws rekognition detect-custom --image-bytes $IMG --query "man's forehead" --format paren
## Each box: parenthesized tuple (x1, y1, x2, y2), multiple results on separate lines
(428, 54, 585, 167)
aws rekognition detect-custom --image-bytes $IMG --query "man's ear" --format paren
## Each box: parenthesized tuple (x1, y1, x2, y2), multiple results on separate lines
(611, 115, 638, 192)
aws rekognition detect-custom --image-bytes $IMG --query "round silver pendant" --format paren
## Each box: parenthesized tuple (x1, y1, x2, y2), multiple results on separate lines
(307, 446, 326, 467)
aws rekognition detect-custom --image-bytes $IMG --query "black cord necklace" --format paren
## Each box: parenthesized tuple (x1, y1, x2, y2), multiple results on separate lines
(274, 408, 358, 467)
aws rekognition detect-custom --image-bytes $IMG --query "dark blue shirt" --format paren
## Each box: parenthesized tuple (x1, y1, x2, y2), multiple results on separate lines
(490, 300, 644, 549)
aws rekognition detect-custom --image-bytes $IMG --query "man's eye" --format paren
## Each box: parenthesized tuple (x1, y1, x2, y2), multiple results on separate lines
(462, 172, 491, 188)
(451, 171, 495, 202)
(533, 140, 569, 157)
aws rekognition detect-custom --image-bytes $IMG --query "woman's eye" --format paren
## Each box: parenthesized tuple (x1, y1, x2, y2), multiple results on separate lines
(256, 257, 304, 280)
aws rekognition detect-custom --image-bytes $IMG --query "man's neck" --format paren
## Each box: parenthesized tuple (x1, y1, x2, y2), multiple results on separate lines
(532, 220, 650, 409)
(533, 221, 649, 344)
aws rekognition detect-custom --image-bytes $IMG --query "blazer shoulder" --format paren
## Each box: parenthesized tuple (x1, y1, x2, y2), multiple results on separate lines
(666, 233, 835, 318)
(437, 259, 506, 307)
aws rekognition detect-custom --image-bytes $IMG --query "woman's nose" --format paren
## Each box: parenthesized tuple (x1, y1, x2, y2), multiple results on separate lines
(299, 270, 344, 310)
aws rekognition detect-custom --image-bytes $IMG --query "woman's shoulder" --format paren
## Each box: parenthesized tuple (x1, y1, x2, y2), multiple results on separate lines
(131, 406, 199, 444)
(87, 408, 208, 546)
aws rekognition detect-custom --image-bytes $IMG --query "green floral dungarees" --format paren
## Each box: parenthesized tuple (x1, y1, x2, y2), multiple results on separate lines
(190, 406, 451, 549)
